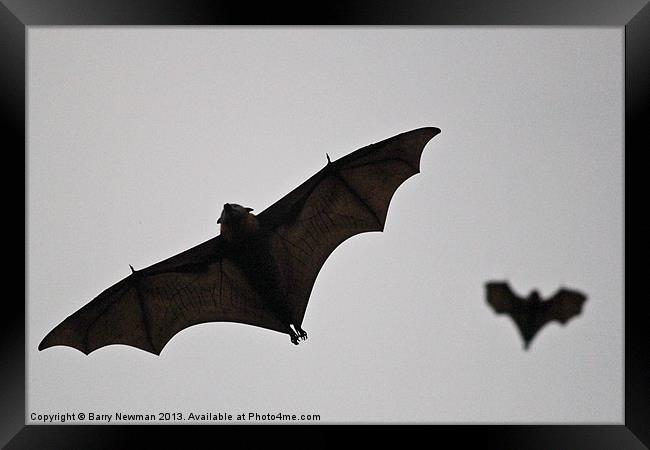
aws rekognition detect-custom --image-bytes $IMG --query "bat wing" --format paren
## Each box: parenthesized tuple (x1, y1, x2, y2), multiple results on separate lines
(257, 127, 440, 326)
(39, 236, 288, 355)
(485, 281, 520, 314)
(542, 288, 587, 325)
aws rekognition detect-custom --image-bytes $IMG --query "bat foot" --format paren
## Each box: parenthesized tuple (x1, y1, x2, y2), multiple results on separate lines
(290, 335, 300, 345)
(297, 329, 308, 341)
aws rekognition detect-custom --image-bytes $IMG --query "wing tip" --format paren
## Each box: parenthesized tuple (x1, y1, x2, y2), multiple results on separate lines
(555, 287, 589, 306)
(423, 126, 441, 135)
(38, 337, 90, 355)
(576, 290, 588, 302)
(38, 317, 90, 354)
(409, 126, 441, 143)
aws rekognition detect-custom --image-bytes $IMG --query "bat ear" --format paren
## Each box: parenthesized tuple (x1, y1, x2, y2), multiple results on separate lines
(217, 218, 221, 224)
(246, 207, 254, 212)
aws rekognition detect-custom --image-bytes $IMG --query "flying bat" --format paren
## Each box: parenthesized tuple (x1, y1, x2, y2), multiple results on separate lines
(39, 127, 440, 355)
(485, 281, 587, 349)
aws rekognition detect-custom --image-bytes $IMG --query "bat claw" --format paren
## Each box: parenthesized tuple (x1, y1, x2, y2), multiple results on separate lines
(295, 327, 308, 340)
(290, 335, 300, 345)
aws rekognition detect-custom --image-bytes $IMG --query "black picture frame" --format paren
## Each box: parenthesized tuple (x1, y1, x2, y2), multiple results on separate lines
(4, 0, 648, 447)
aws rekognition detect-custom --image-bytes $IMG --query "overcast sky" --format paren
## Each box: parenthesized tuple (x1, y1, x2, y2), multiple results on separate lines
(27, 27, 622, 423)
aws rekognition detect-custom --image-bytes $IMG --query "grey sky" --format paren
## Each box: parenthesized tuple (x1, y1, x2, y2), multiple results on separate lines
(27, 27, 622, 423)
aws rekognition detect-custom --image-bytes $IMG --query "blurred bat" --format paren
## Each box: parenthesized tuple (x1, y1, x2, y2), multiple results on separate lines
(485, 281, 587, 349)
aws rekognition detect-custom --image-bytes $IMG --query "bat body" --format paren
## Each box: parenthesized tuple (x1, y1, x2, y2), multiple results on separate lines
(485, 281, 587, 349)
(39, 127, 440, 355)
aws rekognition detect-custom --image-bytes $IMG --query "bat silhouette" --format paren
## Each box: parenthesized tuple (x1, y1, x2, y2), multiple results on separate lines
(39, 127, 440, 355)
(485, 281, 587, 349)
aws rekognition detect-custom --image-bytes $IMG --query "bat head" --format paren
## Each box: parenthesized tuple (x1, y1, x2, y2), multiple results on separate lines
(217, 203, 254, 224)
(528, 290, 542, 304)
